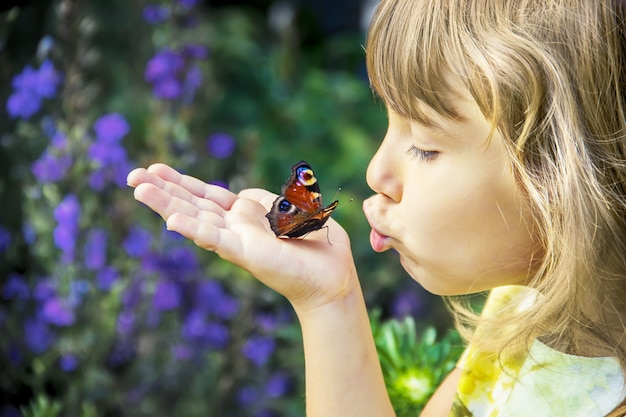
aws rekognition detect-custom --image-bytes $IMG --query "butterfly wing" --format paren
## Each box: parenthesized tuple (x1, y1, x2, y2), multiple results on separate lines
(266, 197, 338, 237)
(266, 161, 339, 238)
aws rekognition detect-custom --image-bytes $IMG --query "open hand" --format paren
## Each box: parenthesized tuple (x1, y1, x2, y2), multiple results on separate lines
(127, 163, 358, 310)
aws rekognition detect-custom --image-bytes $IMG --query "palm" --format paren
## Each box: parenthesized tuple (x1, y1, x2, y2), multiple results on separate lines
(127, 164, 356, 308)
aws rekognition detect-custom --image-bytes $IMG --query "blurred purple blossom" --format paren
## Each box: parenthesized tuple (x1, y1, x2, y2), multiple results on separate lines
(6, 90, 41, 119)
(242, 336, 276, 367)
(2, 274, 29, 300)
(206, 132, 236, 159)
(33, 279, 56, 301)
(68, 280, 89, 307)
(6, 59, 62, 120)
(0, 226, 10, 252)
(152, 279, 181, 311)
(53, 194, 81, 263)
(182, 310, 229, 349)
(142, 4, 170, 24)
(24, 318, 54, 354)
(122, 279, 144, 309)
(41, 297, 75, 326)
(59, 353, 79, 372)
(143, 246, 199, 279)
(88, 113, 134, 190)
(123, 226, 152, 258)
(182, 64, 202, 103)
(117, 309, 135, 336)
(194, 280, 240, 319)
(84, 228, 108, 270)
(178, 0, 200, 8)
(97, 266, 120, 291)
(265, 371, 291, 398)
(153, 78, 182, 100)
(32, 152, 72, 183)
(182, 44, 209, 59)
(237, 386, 260, 406)
(93, 113, 130, 142)
(53, 194, 81, 225)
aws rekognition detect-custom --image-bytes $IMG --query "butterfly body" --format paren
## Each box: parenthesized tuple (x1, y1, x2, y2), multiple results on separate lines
(266, 161, 339, 238)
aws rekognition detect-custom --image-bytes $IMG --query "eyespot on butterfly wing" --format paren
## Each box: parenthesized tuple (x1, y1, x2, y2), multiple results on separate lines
(265, 161, 339, 238)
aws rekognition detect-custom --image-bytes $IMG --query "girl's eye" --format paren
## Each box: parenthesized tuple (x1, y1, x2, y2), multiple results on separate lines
(407, 145, 438, 162)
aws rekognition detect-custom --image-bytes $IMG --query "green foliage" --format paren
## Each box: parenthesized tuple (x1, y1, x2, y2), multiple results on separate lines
(372, 311, 464, 416)
(20, 397, 61, 417)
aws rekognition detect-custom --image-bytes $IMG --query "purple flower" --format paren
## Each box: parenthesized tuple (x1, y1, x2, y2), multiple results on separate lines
(24, 318, 54, 354)
(0, 226, 10, 252)
(2, 274, 29, 300)
(88, 141, 128, 165)
(41, 297, 75, 326)
(53, 225, 77, 262)
(93, 113, 130, 143)
(33, 279, 56, 301)
(12, 65, 39, 91)
(182, 44, 209, 59)
(84, 228, 107, 270)
(178, 0, 200, 8)
(123, 226, 152, 258)
(265, 371, 291, 398)
(53, 194, 81, 225)
(181, 310, 229, 348)
(35, 60, 62, 98)
(6, 60, 62, 120)
(182, 65, 202, 103)
(32, 152, 72, 183)
(6, 90, 41, 119)
(207, 132, 236, 159)
(117, 309, 135, 335)
(97, 266, 119, 291)
(145, 49, 184, 83)
(122, 279, 143, 309)
(142, 4, 170, 24)
(68, 280, 89, 307)
(53, 195, 81, 262)
(152, 279, 181, 311)
(152, 78, 182, 100)
(237, 386, 260, 406)
(242, 336, 276, 367)
(51, 131, 68, 149)
(59, 353, 79, 372)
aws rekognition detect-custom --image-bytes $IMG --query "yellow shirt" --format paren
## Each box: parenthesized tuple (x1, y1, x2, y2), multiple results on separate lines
(451, 286, 625, 417)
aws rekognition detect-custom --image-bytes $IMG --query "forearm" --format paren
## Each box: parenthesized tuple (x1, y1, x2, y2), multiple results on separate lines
(293, 274, 395, 417)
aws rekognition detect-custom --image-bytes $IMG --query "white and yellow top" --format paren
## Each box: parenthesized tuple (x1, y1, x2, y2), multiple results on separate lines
(451, 286, 625, 417)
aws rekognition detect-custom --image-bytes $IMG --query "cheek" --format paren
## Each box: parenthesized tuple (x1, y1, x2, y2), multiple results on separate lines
(398, 170, 539, 288)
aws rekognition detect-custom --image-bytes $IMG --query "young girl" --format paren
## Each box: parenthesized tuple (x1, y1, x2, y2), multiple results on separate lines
(127, 0, 626, 415)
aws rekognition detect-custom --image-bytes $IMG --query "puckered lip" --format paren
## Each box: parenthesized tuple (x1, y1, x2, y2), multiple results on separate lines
(362, 198, 393, 253)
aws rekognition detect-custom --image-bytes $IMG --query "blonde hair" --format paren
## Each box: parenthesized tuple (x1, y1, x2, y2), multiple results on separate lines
(366, 0, 626, 372)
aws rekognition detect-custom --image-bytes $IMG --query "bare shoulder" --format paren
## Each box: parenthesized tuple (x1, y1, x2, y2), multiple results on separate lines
(420, 367, 462, 416)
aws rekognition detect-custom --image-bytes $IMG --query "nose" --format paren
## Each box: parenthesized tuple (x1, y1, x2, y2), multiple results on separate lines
(366, 135, 403, 202)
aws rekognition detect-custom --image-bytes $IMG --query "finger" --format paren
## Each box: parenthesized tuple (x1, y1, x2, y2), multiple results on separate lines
(166, 212, 246, 263)
(147, 163, 238, 210)
(129, 165, 234, 215)
(133, 182, 225, 226)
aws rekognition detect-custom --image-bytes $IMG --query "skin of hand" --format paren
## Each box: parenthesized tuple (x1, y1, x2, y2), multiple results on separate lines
(126, 163, 359, 312)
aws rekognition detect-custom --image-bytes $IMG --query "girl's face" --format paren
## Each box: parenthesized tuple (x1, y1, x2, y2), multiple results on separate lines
(363, 92, 541, 296)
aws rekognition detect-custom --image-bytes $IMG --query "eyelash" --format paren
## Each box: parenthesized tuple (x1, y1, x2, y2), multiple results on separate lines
(407, 145, 438, 162)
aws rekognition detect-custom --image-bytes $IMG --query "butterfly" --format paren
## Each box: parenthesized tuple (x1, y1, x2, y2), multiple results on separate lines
(266, 161, 339, 238)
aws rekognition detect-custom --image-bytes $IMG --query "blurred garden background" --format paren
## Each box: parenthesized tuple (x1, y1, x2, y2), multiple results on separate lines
(0, 0, 462, 416)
